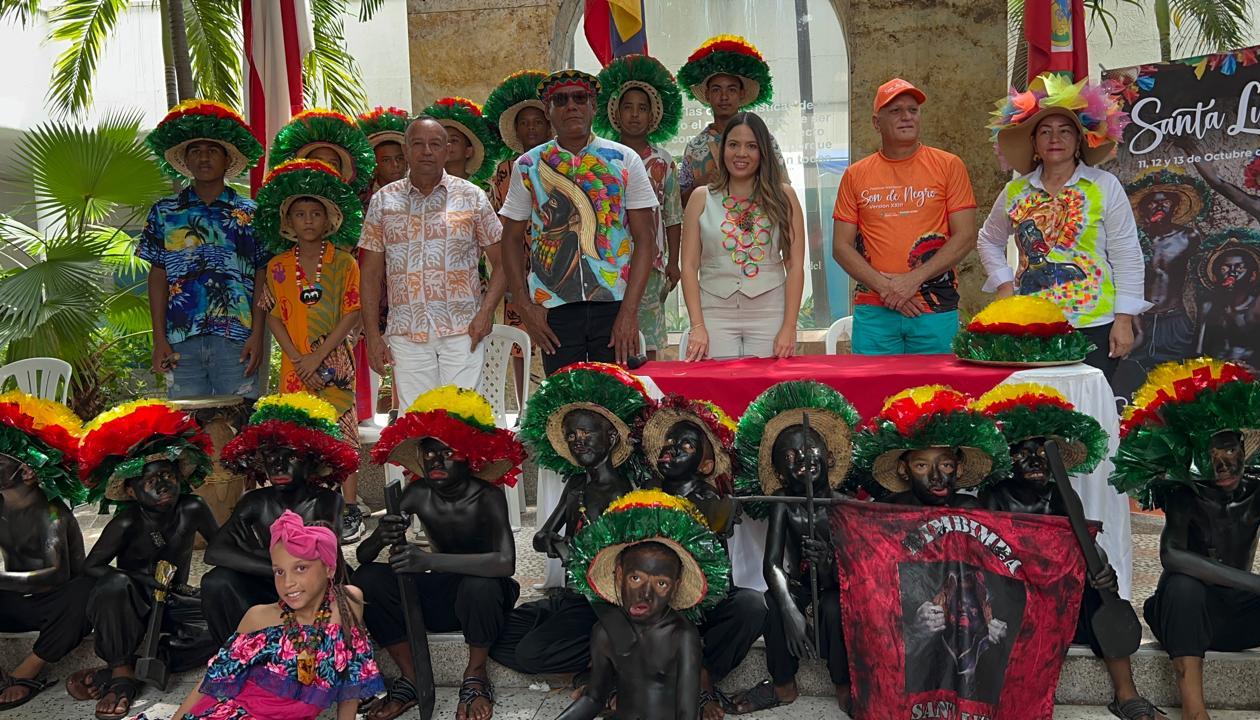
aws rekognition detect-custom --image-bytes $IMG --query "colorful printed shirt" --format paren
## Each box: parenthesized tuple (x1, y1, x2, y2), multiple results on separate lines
(640, 144, 684, 271)
(187, 622, 383, 720)
(358, 172, 503, 342)
(500, 136, 658, 307)
(678, 123, 789, 197)
(833, 144, 976, 313)
(137, 187, 266, 344)
(976, 164, 1151, 328)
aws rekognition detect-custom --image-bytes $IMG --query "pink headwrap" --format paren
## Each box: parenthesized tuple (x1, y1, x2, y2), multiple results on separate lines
(269, 510, 338, 569)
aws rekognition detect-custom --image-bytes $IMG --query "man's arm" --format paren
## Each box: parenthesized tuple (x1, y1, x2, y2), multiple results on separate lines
(1160, 499, 1260, 595)
(612, 207, 655, 362)
(0, 508, 76, 592)
(555, 623, 614, 720)
(359, 249, 391, 375)
(239, 268, 267, 375)
(499, 217, 559, 354)
(832, 220, 892, 300)
(471, 242, 506, 350)
(533, 480, 573, 561)
(389, 489, 517, 578)
(147, 266, 174, 374)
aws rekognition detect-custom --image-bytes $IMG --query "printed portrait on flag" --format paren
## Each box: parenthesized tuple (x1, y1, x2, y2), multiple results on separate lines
(1103, 46, 1260, 398)
(831, 499, 1088, 720)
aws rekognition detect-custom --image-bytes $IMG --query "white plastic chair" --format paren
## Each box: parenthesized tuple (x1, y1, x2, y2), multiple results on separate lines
(824, 315, 854, 355)
(0, 357, 72, 403)
(678, 327, 690, 356)
(476, 324, 532, 530)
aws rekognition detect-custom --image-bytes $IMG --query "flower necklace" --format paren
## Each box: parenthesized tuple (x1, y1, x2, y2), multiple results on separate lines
(293, 241, 327, 306)
(279, 586, 333, 685)
(719, 195, 774, 278)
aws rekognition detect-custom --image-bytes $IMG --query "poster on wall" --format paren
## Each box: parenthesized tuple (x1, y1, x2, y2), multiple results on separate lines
(1103, 47, 1260, 398)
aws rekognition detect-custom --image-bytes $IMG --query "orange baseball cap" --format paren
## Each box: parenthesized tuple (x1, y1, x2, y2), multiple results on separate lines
(874, 78, 927, 113)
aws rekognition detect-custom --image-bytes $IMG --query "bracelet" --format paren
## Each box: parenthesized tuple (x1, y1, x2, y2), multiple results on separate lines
(689, 323, 705, 330)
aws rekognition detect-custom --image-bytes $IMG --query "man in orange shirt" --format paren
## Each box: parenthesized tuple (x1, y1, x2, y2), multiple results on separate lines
(832, 78, 978, 355)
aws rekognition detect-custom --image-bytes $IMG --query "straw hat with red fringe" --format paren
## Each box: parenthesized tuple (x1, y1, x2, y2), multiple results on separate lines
(80, 400, 212, 504)
(637, 394, 737, 493)
(357, 106, 410, 149)
(421, 97, 504, 185)
(268, 109, 376, 193)
(373, 386, 525, 487)
(953, 295, 1096, 364)
(0, 391, 84, 505)
(222, 393, 359, 488)
(678, 35, 773, 109)
(146, 99, 263, 180)
(972, 383, 1108, 475)
(254, 158, 364, 254)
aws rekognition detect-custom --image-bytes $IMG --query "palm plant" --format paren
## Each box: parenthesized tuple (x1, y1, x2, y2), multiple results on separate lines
(0, 112, 168, 416)
(0, 0, 382, 118)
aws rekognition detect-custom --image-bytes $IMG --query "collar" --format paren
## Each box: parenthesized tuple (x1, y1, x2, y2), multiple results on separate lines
(177, 185, 238, 208)
(551, 134, 599, 156)
(877, 143, 923, 163)
(407, 170, 451, 197)
(1027, 162, 1098, 190)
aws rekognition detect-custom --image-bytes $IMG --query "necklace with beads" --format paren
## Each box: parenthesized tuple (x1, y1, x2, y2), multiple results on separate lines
(294, 241, 327, 305)
(279, 586, 333, 685)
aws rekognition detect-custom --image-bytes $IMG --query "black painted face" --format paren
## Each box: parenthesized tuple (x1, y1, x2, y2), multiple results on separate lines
(0, 452, 34, 491)
(771, 426, 830, 493)
(899, 446, 963, 506)
(128, 459, 181, 511)
(1208, 430, 1246, 492)
(417, 437, 471, 492)
(1009, 437, 1049, 487)
(563, 409, 618, 469)
(260, 445, 312, 490)
(616, 542, 681, 626)
(656, 421, 713, 481)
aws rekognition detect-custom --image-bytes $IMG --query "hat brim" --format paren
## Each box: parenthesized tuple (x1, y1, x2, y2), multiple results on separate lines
(437, 120, 486, 176)
(279, 195, 346, 240)
(546, 402, 634, 469)
(690, 75, 761, 109)
(875, 87, 927, 114)
(871, 445, 992, 493)
(1128, 182, 1206, 227)
(165, 139, 252, 180)
(298, 142, 357, 185)
(642, 407, 730, 486)
(997, 107, 1115, 176)
(385, 436, 513, 483)
(1024, 434, 1089, 473)
(586, 537, 708, 611)
(757, 409, 852, 495)
(499, 100, 547, 154)
(608, 81, 665, 137)
(1245, 428, 1260, 464)
(105, 447, 203, 502)
(367, 131, 405, 149)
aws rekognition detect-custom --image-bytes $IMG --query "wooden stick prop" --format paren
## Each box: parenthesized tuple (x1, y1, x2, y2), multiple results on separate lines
(801, 411, 822, 653)
(1044, 440, 1142, 658)
(385, 479, 436, 720)
(135, 560, 178, 690)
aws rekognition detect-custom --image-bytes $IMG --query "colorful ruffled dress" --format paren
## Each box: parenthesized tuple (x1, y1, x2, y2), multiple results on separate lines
(183, 622, 383, 720)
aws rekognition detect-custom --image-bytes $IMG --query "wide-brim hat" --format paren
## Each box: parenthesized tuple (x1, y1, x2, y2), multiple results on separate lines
(103, 440, 210, 503)
(357, 106, 410, 149)
(547, 402, 634, 469)
(973, 383, 1108, 474)
(953, 295, 1096, 364)
(989, 73, 1129, 176)
(871, 445, 993, 493)
(1125, 168, 1210, 226)
(268, 109, 376, 193)
(596, 54, 684, 145)
(255, 159, 363, 254)
(640, 395, 736, 489)
(80, 399, 212, 504)
(147, 99, 263, 180)
(0, 392, 85, 505)
(678, 35, 773, 109)
(997, 106, 1115, 176)
(220, 392, 358, 488)
(521, 363, 649, 475)
(1193, 229, 1260, 292)
(424, 97, 502, 182)
(485, 70, 549, 155)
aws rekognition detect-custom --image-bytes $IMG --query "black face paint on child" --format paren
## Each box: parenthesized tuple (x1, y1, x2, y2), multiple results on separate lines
(128, 459, 181, 512)
(417, 437, 471, 492)
(900, 447, 963, 506)
(1009, 438, 1049, 487)
(616, 541, 682, 626)
(563, 409, 617, 469)
(657, 421, 712, 480)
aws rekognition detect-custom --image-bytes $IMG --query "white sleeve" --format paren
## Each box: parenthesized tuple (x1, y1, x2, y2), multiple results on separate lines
(1101, 173, 1153, 316)
(498, 161, 532, 222)
(976, 189, 1016, 292)
(623, 151, 660, 210)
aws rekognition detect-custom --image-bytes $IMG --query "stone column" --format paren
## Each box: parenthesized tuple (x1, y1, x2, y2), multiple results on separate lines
(832, 0, 1009, 315)
(406, 0, 581, 108)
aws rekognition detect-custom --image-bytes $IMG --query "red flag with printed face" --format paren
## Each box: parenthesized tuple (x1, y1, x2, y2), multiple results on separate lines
(831, 500, 1088, 720)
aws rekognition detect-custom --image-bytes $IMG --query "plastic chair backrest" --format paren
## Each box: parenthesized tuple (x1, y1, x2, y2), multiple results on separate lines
(476, 324, 532, 420)
(0, 357, 72, 404)
(824, 315, 854, 355)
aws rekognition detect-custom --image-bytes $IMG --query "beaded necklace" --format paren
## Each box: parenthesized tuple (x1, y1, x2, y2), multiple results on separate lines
(294, 241, 327, 306)
(719, 195, 774, 278)
(279, 586, 333, 685)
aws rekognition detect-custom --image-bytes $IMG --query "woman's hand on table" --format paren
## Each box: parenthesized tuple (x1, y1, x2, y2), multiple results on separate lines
(684, 324, 709, 362)
(773, 325, 796, 358)
(1109, 315, 1135, 358)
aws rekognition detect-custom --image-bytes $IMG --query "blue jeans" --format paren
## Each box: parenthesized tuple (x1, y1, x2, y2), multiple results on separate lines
(168, 334, 260, 399)
(852, 305, 959, 355)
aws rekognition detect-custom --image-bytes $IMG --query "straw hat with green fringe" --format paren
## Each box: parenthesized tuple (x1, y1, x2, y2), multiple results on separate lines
(357, 106, 410, 149)
(972, 383, 1108, 475)
(1112, 359, 1260, 510)
(269, 109, 376, 193)
(519, 362, 649, 475)
(732, 381, 860, 519)
(372, 386, 525, 486)
(146, 99, 263, 180)
(677, 35, 773, 109)
(568, 489, 730, 618)
(853, 386, 1010, 495)
(484, 70, 549, 155)
(0, 391, 85, 506)
(595, 54, 684, 145)
(638, 394, 737, 492)
(79, 400, 212, 504)
(221, 393, 359, 487)
(254, 159, 364, 255)
(421, 97, 504, 185)
(953, 295, 1096, 364)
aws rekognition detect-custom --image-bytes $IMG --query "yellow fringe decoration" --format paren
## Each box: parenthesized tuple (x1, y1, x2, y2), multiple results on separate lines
(407, 386, 496, 429)
(605, 489, 709, 528)
(255, 392, 338, 425)
(970, 295, 1068, 328)
(1125, 357, 1236, 421)
(972, 383, 1070, 412)
(84, 399, 173, 432)
(0, 391, 83, 436)
(881, 385, 966, 413)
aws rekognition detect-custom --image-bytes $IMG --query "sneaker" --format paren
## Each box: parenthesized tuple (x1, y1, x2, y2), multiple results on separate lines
(341, 503, 365, 544)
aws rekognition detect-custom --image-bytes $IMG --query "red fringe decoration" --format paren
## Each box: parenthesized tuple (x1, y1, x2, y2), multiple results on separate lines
(80, 405, 209, 483)
(965, 320, 1076, 337)
(373, 410, 525, 488)
(1120, 363, 1257, 436)
(0, 402, 79, 464)
(880, 392, 972, 436)
(222, 420, 359, 486)
(979, 394, 1075, 417)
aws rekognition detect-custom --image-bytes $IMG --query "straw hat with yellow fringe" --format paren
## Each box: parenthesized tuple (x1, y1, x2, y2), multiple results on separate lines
(972, 383, 1108, 475)
(79, 399, 212, 504)
(221, 393, 359, 487)
(953, 295, 1096, 364)
(853, 386, 1010, 495)
(0, 391, 84, 505)
(638, 394, 737, 493)
(568, 489, 730, 619)
(372, 386, 525, 486)
(1112, 359, 1260, 510)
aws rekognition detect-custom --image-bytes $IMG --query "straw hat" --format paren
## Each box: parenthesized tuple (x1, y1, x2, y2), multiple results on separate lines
(639, 394, 736, 490)
(484, 70, 548, 154)
(677, 35, 773, 109)
(221, 393, 359, 488)
(1125, 166, 1211, 227)
(0, 391, 84, 505)
(79, 400, 212, 504)
(268, 109, 376, 193)
(596, 54, 684, 144)
(146, 99, 263, 180)
(972, 383, 1108, 475)
(521, 363, 649, 475)
(357, 106, 410, 149)
(989, 73, 1129, 176)
(422, 97, 504, 184)
(254, 159, 363, 255)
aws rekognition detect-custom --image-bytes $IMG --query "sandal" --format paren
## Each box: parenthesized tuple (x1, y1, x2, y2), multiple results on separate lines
(457, 676, 495, 719)
(66, 667, 111, 701)
(364, 677, 418, 720)
(724, 679, 785, 715)
(1108, 696, 1165, 720)
(95, 676, 139, 720)
(0, 676, 52, 711)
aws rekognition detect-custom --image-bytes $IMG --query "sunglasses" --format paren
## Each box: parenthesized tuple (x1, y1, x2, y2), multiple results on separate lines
(550, 91, 592, 107)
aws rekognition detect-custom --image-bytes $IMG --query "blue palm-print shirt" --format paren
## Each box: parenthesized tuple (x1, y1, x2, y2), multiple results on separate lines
(137, 187, 267, 344)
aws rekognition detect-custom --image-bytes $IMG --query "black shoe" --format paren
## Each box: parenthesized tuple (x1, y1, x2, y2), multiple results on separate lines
(341, 503, 365, 544)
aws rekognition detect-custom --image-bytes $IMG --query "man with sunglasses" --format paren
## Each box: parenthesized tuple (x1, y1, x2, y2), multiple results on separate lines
(498, 70, 659, 373)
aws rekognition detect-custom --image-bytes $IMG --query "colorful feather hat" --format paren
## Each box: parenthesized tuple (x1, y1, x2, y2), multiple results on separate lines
(595, 54, 684, 145)
(269, 109, 376, 193)
(0, 391, 84, 505)
(989, 73, 1130, 175)
(972, 383, 1108, 475)
(484, 70, 549, 154)
(357, 106, 410, 149)
(80, 400, 212, 504)
(421, 97, 503, 184)
(254, 159, 364, 254)
(146, 99, 263, 180)
(678, 35, 773, 109)
(372, 386, 525, 486)
(953, 295, 1095, 364)
(221, 393, 359, 487)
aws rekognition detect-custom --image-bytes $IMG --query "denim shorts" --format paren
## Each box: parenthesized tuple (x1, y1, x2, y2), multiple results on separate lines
(169, 334, 260, 399)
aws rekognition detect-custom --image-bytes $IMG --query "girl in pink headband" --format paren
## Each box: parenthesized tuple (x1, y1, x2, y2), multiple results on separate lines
(172, 511, 382, 720)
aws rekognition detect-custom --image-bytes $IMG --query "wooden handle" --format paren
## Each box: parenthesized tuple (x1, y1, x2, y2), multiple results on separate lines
(1044, 440, 1107, 580)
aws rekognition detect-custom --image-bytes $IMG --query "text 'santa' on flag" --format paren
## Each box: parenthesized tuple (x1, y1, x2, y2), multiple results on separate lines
(830, 500, 1089, 720)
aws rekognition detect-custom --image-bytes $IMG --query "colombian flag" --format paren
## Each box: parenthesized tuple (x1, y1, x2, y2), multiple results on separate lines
(584, 0, 648, 67)
(1025, 0, 1088, 82)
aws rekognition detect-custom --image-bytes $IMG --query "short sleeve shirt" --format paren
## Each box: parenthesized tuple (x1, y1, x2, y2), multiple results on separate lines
(137, 187, 266, 344)
(358, 173, 503, 342)
(678, 123, 790, 197)
(500, 136, 658, 307)
(833, 144, 976, 312)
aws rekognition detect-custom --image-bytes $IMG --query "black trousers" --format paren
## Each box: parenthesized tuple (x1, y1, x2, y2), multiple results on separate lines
(1070, 584, 1107, 658)
(86, 568, 217, 672)
(1143, 572, 1260, 658)
(1079, 322, 1118, 385)
(698, 587, 767, 681)
(201, 567, 277, 645)
(351, 563, 519, 648)
(542, 301, 621, 375)
(764, 587, 847, 686)
(0, 575, 93, 663)
(490, 590, 598, 674)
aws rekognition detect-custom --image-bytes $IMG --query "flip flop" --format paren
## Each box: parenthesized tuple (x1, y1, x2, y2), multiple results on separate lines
(724, 679, 785, 715)
(457, 676, 494, 720)
(0, 676, 53, 712)
(365, 677, 418, 720)
(94, 676, 139, 720)
(1108, 696, 1165, 720)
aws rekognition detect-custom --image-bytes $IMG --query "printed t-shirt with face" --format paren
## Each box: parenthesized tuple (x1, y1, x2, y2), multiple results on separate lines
(833, 145, 976, 313)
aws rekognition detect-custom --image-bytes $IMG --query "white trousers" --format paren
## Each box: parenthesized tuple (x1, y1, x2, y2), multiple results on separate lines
(700, 285, 788, 359)
(388, 334, 484, 410)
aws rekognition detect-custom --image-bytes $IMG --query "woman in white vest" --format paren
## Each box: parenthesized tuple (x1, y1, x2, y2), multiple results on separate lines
(680, 112, 805, 360)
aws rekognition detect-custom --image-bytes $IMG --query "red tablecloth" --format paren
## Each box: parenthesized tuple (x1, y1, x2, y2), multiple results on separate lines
(636, 354, 1018, 418)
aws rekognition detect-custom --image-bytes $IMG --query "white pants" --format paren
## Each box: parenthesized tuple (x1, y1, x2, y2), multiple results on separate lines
(700, 285, 788, 359)
(388, 334, 484, 410)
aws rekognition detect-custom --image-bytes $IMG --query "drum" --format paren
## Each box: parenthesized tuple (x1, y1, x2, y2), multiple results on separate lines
(171, 395, 250, 544)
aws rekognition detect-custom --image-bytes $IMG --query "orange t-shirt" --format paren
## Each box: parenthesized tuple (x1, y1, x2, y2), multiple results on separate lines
(833, 145, 976, 312)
